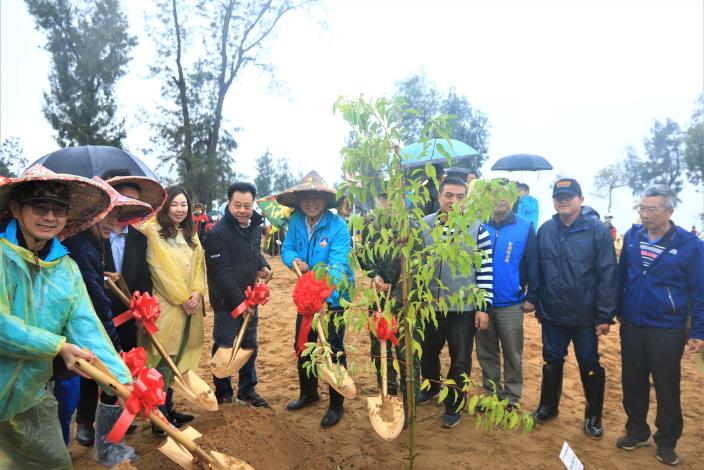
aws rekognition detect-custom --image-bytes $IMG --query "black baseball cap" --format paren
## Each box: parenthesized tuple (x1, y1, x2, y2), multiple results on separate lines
(552, 178, 582, 198)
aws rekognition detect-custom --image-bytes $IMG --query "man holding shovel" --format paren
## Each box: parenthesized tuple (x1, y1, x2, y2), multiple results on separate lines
(279, 171, 354, 428)
(205, 182, 271, 407)
(0, 166, 131, 469)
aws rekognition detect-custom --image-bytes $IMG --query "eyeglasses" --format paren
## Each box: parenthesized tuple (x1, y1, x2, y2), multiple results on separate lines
(26, 202, 69, 218)
(636, 205, 661, 214)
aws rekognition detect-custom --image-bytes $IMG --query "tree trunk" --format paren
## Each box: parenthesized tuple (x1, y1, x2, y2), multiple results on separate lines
(171, 0, 194, 175)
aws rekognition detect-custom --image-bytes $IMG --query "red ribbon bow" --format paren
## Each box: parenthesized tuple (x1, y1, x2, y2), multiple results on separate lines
(113, 292, 160, 334)
(120, 347, 147, 378)
(230, 282, 270, 319)
(368, 310, 399, 346)
(107, 368, 165, 444)
(293, 272, 333, 356)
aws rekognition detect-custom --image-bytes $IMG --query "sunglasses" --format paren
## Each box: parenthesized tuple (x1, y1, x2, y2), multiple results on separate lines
(26, 202, 69, 218)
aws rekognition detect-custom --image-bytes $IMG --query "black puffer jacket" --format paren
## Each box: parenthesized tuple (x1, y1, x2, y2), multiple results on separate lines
(536, 211, 618, 326)
(204, 209, 270, 312)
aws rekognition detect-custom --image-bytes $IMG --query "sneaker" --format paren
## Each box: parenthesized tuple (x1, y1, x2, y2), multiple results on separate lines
(616, 435, 650, 451)
(416, 389, 440, 405)
(656, 446, 679, 466)
(441, 412, 461, 428)
(237, 391, 269, 408)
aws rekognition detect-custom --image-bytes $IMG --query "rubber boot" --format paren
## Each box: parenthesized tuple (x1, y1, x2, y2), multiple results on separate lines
(320, 386, 344, 427)
(580, 369, 605, 439)
(532, 362, 563, 424)
(286, 363, 320, 411)
(93, 402, 137, 466)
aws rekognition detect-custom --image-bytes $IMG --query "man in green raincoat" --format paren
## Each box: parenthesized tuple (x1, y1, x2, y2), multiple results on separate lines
(0, 165, 132, 470)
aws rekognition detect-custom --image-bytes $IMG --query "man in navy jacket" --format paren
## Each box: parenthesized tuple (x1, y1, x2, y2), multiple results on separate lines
(616, 185, 704, 466)
(532, 178, 618, 440)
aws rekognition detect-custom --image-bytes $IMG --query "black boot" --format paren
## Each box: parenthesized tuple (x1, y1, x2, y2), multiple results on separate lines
(580, 369, 605, 439)
(532, 362, 563, 424)
(320, 386, 344, 427)
(287, 364, 320, 411)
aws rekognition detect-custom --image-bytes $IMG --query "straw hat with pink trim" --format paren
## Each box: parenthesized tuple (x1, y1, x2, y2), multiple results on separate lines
(93, 177, 153, 224)
(104, 175, 166, 214)
(0, 164, 111, 238)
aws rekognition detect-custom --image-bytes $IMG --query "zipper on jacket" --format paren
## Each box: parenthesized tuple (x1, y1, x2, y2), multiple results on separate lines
(666, 287, 676, 314)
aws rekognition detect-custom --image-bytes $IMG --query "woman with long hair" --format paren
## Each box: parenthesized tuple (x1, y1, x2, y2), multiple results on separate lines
(140, 186, 205, 435)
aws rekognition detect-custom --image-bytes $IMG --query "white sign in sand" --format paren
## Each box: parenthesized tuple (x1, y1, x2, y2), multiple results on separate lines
(560, 441, 584, 470)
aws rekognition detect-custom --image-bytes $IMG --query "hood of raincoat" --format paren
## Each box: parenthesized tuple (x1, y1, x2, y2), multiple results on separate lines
(0, 218, 131, 421)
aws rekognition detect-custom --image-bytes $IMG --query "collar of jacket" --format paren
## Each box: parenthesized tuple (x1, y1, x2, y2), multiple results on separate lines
(489, 211, 517, 229)
(223, 207, 264, 232)
(552, 212, 588, 231)
(0, 218, 68, 262)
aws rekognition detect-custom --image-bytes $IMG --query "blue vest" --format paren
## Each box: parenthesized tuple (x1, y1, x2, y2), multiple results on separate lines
(485, 215, 531, 307)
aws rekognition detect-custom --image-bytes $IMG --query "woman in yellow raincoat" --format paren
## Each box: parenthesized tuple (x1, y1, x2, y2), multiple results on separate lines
(139, 185, 205, 435)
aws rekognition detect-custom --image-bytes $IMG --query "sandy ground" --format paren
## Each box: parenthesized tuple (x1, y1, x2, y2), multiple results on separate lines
(71, 255, 703, 470)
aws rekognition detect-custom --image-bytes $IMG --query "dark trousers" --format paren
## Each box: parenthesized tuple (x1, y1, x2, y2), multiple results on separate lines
(541, 321, 603, 373)
(212, 309, 259, 400)
(421, 310, 476, 412)
(52, 375, 80, 444)
(294, 307, 346, 368)
(76, 377, 118, 425)
(620, 323, 687, 448)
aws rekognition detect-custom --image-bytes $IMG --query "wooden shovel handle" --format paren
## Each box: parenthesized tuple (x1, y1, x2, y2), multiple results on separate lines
(106, 278, 131, 308)
(227, 313, 251, 366)
(74, 358, 220, 469)
(292, 260, 303, 278)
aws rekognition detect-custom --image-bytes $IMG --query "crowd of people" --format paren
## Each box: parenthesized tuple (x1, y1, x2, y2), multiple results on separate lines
(0, 156, 702, 469)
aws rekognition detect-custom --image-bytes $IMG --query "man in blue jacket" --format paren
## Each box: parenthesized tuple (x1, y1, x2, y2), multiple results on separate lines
(279, 171, 354, 428)
(516, 183, 539, 233)
(616, 185, 704, 467)
(476, 180, 539, 410)
(532, 178, 618, 440)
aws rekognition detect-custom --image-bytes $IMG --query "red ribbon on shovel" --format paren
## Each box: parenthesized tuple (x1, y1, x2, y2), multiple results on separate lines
(113, 292, 160, 334)
(293, 272, 332, 356)
(230, 282, 270, 319)
(120, 347, 147, 378)
(368, 310, 399, 346)
(107, 368, 166, 444)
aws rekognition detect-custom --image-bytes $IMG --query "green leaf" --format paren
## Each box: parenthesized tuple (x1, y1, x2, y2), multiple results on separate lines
(438, 386, 449, 403)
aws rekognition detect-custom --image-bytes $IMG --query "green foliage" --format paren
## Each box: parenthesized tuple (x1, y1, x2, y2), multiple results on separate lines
(273, 157, 297, 192)
(25, 0, 136, 147)
(254, 150, 276, 197)
(0, 137, 28, 177)
(625, 118, 685, 197)
(394, 73, 491, 169)
(684, 94, 704, 187)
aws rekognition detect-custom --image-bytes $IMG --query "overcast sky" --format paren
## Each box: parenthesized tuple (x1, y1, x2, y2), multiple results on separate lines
(1, 0, 703, 230)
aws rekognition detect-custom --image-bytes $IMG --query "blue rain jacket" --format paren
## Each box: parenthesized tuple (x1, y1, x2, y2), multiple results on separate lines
(0, 219, 131, 421)
(281, 210, 353, 307)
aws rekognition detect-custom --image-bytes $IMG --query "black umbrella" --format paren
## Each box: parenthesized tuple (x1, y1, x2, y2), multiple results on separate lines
(30, 145, 159, 180)
(491, 154, 553, 172)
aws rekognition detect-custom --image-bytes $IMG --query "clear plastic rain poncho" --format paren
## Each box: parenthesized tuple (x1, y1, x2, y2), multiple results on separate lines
(139, 220, 205, 387)
(0, 220, 131, 422)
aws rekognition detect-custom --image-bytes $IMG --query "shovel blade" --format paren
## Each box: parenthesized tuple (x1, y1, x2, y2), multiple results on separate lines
(211, 347, 254, 379)
(319, 363, 356, 399)
(158, 426, 202, 469)
(172, 371, 219, 412)
(367, 395, 405, 441)
(211, 451, 256, 470)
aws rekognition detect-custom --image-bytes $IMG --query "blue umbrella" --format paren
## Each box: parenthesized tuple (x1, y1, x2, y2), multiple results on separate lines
(400, 139, 479, 169)
(491, 154, 553, 172)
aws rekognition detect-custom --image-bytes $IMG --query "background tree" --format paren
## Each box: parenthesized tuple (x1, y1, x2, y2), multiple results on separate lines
(625, 119, 685, 197)
(592, 161, 628, 212)
(0, 137, 28, 177)
(684, 94, 704, 222)
(394, 73, 490, 169)
(272, 156, 297, 192)
(148, 0, 315, 209)
(254, 150, 276, 196)
(25, 0, 136, 147)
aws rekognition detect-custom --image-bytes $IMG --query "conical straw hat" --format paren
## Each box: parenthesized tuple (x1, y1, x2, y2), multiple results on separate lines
(275, 171, 337, 209)
(0, 164, 111, 239)
(105, 175, 166, 213)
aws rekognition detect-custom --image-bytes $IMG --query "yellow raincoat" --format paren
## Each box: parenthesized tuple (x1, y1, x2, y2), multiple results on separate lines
(0, 219, 131, 422)
(139, 220, 205, 387)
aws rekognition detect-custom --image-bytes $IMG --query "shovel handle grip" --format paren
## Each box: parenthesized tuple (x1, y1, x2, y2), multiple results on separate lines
(74, 358, 221, 469)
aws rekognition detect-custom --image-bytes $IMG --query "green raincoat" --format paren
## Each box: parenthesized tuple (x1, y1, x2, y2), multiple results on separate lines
(0, 219, 131, 422)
